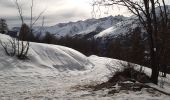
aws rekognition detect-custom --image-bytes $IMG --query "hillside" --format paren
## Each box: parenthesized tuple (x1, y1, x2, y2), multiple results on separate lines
(0, 34, 170, 99)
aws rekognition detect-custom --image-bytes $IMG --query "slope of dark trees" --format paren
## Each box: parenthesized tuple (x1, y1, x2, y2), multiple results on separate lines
(42, 27, 170, 76)
(33, 27, 147, 67)
(37, 33, 100, 56)
(106, 27, 146, 66)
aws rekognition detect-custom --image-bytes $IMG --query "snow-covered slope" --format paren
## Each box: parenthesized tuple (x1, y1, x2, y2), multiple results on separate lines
(34, 15, 126, 37)
(95, 6, 170, 39)
(0, 34, 121, 99)
(95, 18, 138, 38)
(0, 34, 170, 99)
(0, 34, 93, 75)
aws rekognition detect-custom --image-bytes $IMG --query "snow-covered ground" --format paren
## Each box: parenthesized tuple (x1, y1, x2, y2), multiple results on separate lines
(0, 34, 170, 100)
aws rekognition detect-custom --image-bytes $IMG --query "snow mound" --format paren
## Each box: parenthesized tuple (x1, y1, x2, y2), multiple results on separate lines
(29, 43, 92, 71)
(0, 34, 93, 75)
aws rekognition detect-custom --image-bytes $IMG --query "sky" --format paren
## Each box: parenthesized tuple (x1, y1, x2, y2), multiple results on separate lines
(0, 0, 170, 28)
(0, 0, 130, 28)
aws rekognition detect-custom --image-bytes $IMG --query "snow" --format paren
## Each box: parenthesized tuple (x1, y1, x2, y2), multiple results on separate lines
(0, 34, 170, 99)
(134, 65, 170, 94)
(0, 34, 93, 75)
(95, 18, 139, 38)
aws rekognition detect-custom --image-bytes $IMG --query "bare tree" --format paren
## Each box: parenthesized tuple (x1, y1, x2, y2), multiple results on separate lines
(14, 0, 29, 59)
(0, 38, 16, 56)
(93, 0, 169, 84)
(15, 0, 45, 59)
(1, 0, 45, 59)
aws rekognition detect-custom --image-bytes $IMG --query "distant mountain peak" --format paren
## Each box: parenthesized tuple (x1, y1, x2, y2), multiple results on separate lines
(33, 15, 127, 38)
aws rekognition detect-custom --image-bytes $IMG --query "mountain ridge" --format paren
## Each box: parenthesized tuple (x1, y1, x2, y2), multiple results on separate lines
(32, 15, 127, 37)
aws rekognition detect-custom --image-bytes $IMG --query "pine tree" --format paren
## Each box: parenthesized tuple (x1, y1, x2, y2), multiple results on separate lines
(19, 24, 30, 41)
(42, 32, 56, 44)
(0, 19, 8, 34)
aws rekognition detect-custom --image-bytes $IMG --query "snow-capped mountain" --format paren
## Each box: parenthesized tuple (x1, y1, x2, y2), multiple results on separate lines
(95, 17, 140, 39)
(94, 5, 170, 40)
(10, 15, 140, 40)
(34, 15, 127, 37)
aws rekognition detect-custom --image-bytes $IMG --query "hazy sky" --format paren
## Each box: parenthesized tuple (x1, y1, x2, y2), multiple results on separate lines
(0, 0, 170, 28)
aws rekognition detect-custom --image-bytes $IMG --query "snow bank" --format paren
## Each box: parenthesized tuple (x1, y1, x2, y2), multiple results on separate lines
(0, 34, 93, 75)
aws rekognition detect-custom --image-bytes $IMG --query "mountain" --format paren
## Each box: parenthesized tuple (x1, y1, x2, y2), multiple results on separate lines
(10, 6, 170, 40)
(34, 15, 127, 38)
(94, 18, 139, 38)
(10, 15, 139, 40)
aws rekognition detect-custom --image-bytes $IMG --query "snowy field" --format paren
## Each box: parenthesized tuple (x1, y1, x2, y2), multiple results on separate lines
(0, 34, 170, 100)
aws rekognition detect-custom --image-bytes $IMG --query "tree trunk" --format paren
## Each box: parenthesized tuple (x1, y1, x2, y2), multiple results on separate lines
(150, 0, 159, 85)
(148, 30, 159, 84)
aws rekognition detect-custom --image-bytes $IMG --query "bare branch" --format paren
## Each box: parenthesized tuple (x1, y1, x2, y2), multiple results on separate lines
(32, 9, 46, 26)
(15, 0, 24, 24)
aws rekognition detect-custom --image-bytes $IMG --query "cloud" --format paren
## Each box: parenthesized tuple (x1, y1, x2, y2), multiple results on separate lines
(0, 0, 93, 28)
(1, 0, 170, 28)
(0, 0, 15, 8)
